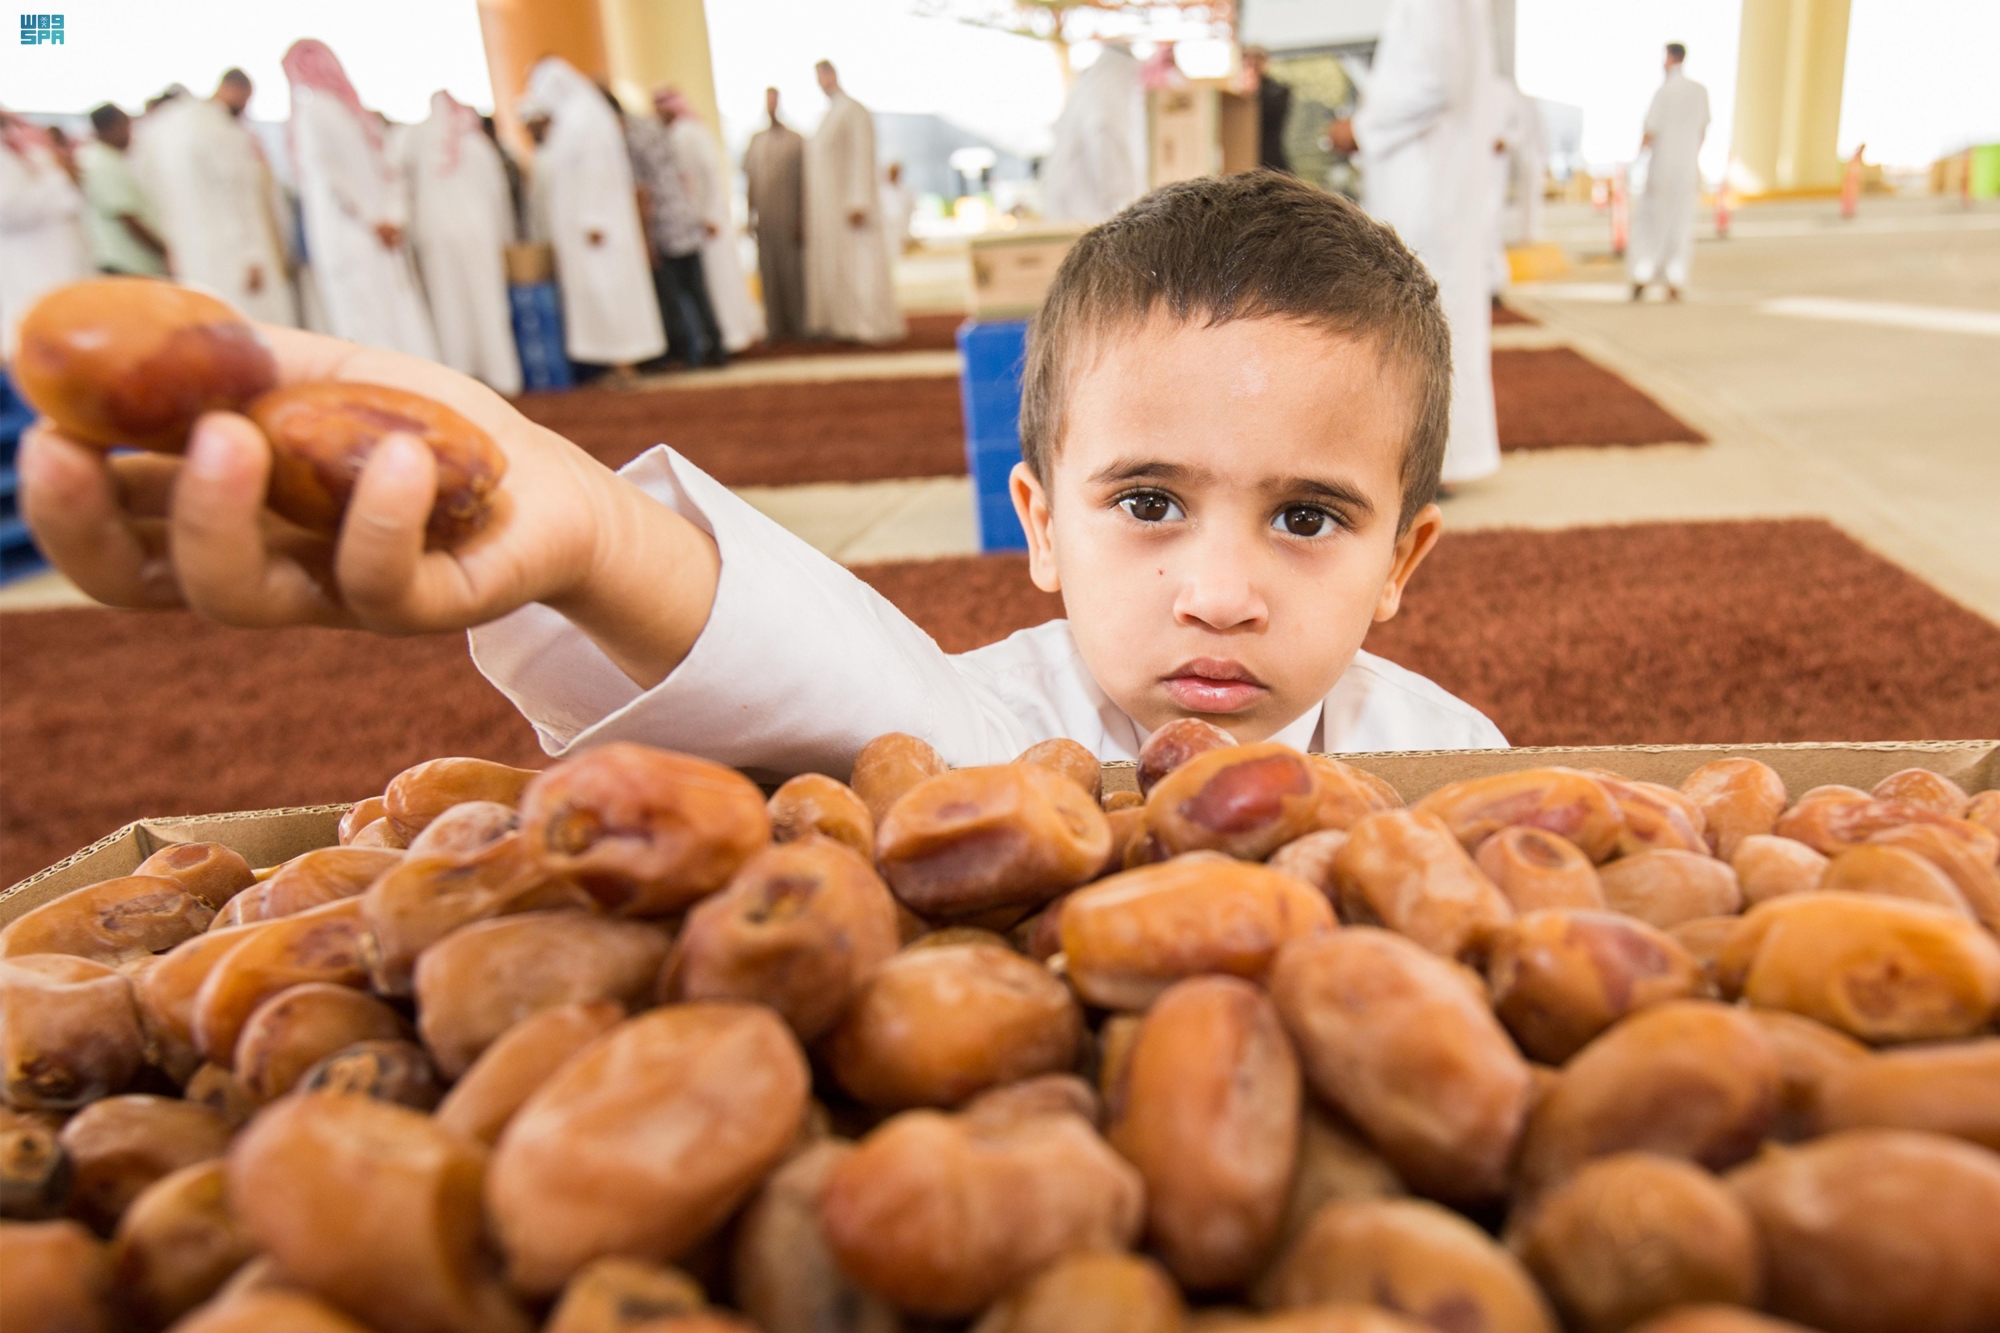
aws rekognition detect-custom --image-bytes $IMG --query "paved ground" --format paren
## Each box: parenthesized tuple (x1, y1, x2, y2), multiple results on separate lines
(6, 194, 1996, 618)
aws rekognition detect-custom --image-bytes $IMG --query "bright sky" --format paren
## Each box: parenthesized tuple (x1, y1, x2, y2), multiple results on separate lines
(3, 0, 1994, 172)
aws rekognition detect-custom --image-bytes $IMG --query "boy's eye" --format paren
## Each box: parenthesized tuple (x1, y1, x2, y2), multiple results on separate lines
(1274, 505, 1336, 537)
(1119, 491, 1184, 523)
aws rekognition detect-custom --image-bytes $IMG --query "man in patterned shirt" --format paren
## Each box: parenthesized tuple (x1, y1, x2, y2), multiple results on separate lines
(623, 97, 727, 368)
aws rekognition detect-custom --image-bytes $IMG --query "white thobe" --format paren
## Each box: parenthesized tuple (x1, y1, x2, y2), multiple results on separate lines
(668, 119, 764, 352)
(133, 99, 296, 325)
(467, 448, 1507, 781)
(290, 88, 438, 358)
(1486, 77, 1546, 294)
(1629, 69, 1710, 290)
(1354, 0, 1501, 484)
(0, 144, 91, 357)
(406, 106, 522, 395)
(1042, 46, 1149, 224)
(804, 91, 905, 345)
(533, 96, 663, 364)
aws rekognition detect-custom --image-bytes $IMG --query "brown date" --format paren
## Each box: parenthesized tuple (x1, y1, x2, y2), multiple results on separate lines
(765, 773, 875, 858)
(971, 1250, 1185, 1333)
(1866, 821, 2000, 932)
(347, 818, 405, 849)
(1730, 834, 1828, 906)
(1679, 758, 1788, 861)
(1772, 795, 1977, 857)
(1590, 773, 1709, 856)
(1966, 789, 2000, 839)
(1474, 827, 1606, 913)
(190, 898, 370, 1066)
(849, 732, 950, 824)
(243, 380, 507, 546)
(413, 911, 669, 1078)
(231, 982, 410, 1103)
(1137, 716, 1237, 796)
(109, 1160, 256, 1330)
(229, 1091, 528, 1333)
(818, 1107, 1144, 1316)
(1332, 810, 1514, 961)
(1306, 755, 1403, 832)
(1015, 737, 1104, 801)
(1411, 767, 1624, 863)
(1273, 1105, 1407, 1256)
(181, 1064, 256, 1129)
(133, 925, 265, 1074)
(1819, 843, 1973, 916)
(1259, 1198, 1556, 1333)
(486, 1004, 809, 1297)
(1871, 766, 1970, 817)
(876, 763, 1111, 919)
(362, 834, 594, 996)
(1103, 788, 1145, 812)
(667, 836, 900, 1042)
(2, 1107, 72, 1220)
(1742, 1008, 1868, 1141)
(338, 797, 389, 845)
(1143, 743, 1324, 862)
(0, 875, 212, 964)
(434, 1000, 623, 1145)
(1266, 828, 1348, 899)
(0, 1217, 116, 1333)
(518, 743, 770, 916)
(730, 1141, 904, 1333)
(962, 1072, 1102, 1128)
(1667, 914, 1740, 991)
(383, 756, 539, 840)
(1816, 1038, 2000, 1150)
(405, 800, 517, 858)
(829, 941, 1081, 1109)
(13, 277, 277, 451)
(171, 1290, 375, 1333)
(1728, 1130, 2000, 1333)
(1270, 928, 1531, 1202)
(544, 1255, 709, 1333)
(1, 953, 145, 1110)
(58, 1095, 232, 1234)
(295, 1039, 443, 1111)
(1515, 1000, 1778, 1196)
(222, 846, 401, 925)
(134, 843, 255, 911)
(1509, 1152, 1760, 1333)
(1486, 909, 1705, 1063)
(1106, 976, 1299, 1290)
(1597, 849, 1742, 929)
(1061, 855, 1335, 1011)
(1716, 891, 2000, 1043)
(1629, 1311, 1817, 1333)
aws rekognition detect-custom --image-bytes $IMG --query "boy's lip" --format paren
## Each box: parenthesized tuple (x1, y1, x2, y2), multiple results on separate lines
(1161, 658, 1268, 714)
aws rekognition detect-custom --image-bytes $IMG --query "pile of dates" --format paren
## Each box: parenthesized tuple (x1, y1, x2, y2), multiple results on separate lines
(5, 726, 2000, 1333)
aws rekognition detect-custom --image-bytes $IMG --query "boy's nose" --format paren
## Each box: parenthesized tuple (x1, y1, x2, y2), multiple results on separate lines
(1170, 537, 1269, 633)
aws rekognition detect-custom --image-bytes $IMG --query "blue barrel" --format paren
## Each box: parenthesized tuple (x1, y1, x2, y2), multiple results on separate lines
(955, 317, 1031, 552)
(509, 282, 573, 392)
(0, 370, 49, 584)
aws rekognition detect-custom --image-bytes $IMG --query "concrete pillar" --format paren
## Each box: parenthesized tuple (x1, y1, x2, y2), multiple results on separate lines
(474, 0, 608, 152)
(1730, 0, 1852, 195)
(597, 0, 723, 136)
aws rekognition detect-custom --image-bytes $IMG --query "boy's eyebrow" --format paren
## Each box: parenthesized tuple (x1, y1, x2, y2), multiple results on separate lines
(1087, 459, 1209, 487)
(1274, 476, 1377, 517)
(1087, 460, 1380, 518)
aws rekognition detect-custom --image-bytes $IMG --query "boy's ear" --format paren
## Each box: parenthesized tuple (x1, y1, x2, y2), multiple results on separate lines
(1373, 502, 1443, 622)
(1011, 463, 1062, 593)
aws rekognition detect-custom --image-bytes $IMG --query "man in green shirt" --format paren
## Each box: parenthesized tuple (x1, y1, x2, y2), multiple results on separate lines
(79, 104, 169, 277)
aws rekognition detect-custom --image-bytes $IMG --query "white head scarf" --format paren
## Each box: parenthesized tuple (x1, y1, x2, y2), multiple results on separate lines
(516, 57, 619, 140)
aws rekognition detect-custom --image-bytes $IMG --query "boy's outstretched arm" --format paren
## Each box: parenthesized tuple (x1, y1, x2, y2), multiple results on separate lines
(17, 324, 718, 690)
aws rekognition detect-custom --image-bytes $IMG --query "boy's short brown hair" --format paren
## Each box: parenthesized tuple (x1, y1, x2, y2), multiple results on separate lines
(1020, 172, 1452, 531)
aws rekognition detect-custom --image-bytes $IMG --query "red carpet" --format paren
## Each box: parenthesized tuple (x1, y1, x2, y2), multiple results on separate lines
(6, 520, 1994, 886)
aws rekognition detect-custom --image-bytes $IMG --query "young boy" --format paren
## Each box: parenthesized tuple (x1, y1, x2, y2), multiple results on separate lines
(21, 173, 1504, 781)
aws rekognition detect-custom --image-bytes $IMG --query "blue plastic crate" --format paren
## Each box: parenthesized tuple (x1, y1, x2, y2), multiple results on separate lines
(975, 490, 1028, 552)
(509, 282, 573, 392)
(955, 318, 1031, 553)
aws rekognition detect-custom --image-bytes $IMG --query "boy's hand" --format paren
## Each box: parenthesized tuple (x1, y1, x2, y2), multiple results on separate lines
(20, 325, 616, 640)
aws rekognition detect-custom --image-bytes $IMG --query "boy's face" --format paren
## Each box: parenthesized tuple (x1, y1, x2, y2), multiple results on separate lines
(1012, 314, 1441, 744)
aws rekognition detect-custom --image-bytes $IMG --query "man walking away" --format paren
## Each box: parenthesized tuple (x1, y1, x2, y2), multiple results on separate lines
(1629, 43, 1710, 302)
(78, 105, 169, 276)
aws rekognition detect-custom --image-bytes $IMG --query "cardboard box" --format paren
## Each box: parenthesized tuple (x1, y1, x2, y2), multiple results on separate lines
(967, 227, 1087, 320)
(7, 741, 1994, 925)
(1148, 82, 1259, 189)
(504, 242, 555, 286)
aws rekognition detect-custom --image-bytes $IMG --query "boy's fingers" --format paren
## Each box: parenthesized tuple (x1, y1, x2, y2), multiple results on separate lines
(170, 412, 339, 627)
(335, 433, 443, 626)
(108, 452, 184, 518)
(16, 425, 183, 609)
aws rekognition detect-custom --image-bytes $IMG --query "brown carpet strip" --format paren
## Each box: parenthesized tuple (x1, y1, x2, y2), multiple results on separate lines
(514, 347, 1704, 489)
(6, 519, 1995, 885)
(727, 311, 966, 361)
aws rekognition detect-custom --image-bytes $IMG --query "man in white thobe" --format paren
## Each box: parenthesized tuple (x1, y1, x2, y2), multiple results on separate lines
(657, 88, 764, 353)
(0, 111, 91, 356)
(406, 91, 522, 394)
(1042, 43, 1148, 225)
(133, 70, 296, 326)
(1629, 44, 1710, 301)
(1328, 0, 1501, 487)
(1487, 73, 1545, 296)
(803, 61, 905, 345)
(282, 41, 437, 359)
(517, 58, 664, 369)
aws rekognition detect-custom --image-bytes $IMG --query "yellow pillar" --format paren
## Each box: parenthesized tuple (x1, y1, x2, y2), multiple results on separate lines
(1729, 0, 1852, 196)
(597, 0, 722, 134)
(474, 0, 609, 153)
